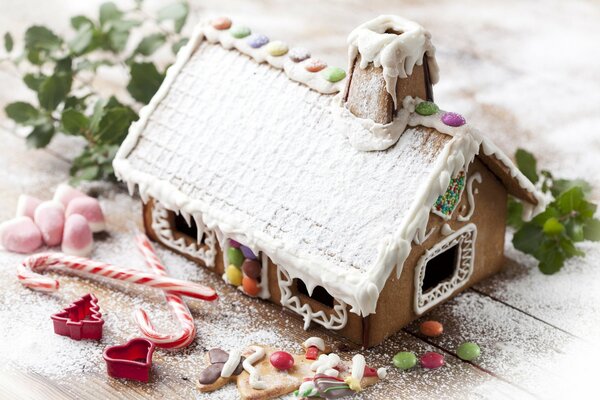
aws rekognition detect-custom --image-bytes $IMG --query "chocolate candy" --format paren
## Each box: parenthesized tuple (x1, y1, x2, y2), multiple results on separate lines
(226, 264, 243, 286)
(392, 351, 417, 370)
(270, 351, 294, 371)
(247, 33, 269, 48)
(419, 320, 443, 337)
(240, 245, 257, 260)
(211, 17, 232, 30)
(415, 101, 439, 116)
(265, 40, 288, 56)
(242, 276, 260, 296)
(322, 67, 346, 82)
(288, 47, 310, 63)
(227, 247, 244, 267)
(230, 26, 251, 39)
(441, 112, 466, 127)
(457, 342, 481, 361)
(420, 352, 444, 369)
(242, 259, 261, 279)
(199, 348, 245, 384)
(304, 58, 327, 73)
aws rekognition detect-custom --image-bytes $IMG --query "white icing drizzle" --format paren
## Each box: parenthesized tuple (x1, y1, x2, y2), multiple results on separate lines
(377, 367, 387, 379)
(303, 337, 325, 351)
(413, 226, 436, 246)
(347, 15, 439, 108)
(242, 346, 267, 390)
(351, 354, 366, 381)
(311, 353, 341, 377)
(298, 381, 319, 397)
(441, 223, 455, 236)
(221, 349, 242, 378)
(458, 172, 482, 222)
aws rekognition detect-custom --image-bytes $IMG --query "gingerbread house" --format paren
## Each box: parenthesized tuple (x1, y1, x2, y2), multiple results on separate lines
(113, 15, 545, 347)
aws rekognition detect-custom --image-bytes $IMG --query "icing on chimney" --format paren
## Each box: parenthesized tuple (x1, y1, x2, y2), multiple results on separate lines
(346, 15, 439, 110)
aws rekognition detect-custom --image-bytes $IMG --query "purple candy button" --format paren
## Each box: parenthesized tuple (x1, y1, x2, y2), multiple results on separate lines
(441, 112, 466, 127)
(247, 34, 269, 49)
(229, 239, 241, 248)
(240, 245, 257, 260)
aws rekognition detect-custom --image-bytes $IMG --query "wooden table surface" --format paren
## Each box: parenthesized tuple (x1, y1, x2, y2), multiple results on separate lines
(1, 1, 599, 399)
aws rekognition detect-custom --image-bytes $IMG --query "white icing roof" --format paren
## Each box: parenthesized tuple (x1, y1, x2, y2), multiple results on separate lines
(114, 21, 544, 317)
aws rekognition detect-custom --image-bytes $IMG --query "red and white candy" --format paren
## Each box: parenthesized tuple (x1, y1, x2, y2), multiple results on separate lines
(303, 337, 326, 360)
(53, 183, 86, 208)
(0, 217, 43, 253)
(65, 196, 105, 233)
(62, 214, 93, 257)
(33, 201, 65, 247)
(15, 194, 42, 218)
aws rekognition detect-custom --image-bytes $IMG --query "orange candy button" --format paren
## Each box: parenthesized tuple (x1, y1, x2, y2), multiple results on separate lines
(304, 58, 327, 73)
(243, 276, 261, 297)
(211, 17, 232, 30)
(419, 320, 444, 337)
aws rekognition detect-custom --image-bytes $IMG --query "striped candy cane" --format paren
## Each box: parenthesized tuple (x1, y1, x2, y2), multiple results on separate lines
(17, 252, 218, 301)
(134, 234, 196, 349)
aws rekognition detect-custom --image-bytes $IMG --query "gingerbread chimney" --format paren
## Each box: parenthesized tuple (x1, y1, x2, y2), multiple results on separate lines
(343, 15, 439, 124)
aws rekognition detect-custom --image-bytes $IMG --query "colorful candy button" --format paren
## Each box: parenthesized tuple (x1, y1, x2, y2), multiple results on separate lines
(304, 58, 327, 73)
(240, 245, 257, 260)
(265, 40, 288, 56)
(230, 26, 251, 39)
(227, 247, 245, 267)
(229, 239, 241, 248)
(419, 320, 444, 337)
(441, 112, 466, 127)
(392, 352, 417, 370)
(288, 47, 310, 63)
(242, 259, 261, 279)
(247, 33, 269, 48)
(211, 17, 232, 30)
(322, 67, 346, 82)
(270, 351, 295, 371)
(420, 352, 444, 369)
(226, 264, 243, 286)
(243, 276, 261, 296)
(457, 342, 481, 361)
(415, 101, 439, 116)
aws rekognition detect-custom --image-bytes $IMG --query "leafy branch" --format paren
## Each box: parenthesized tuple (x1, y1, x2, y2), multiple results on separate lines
(2, 0, 190, 183)
(508, 149, 600, 274)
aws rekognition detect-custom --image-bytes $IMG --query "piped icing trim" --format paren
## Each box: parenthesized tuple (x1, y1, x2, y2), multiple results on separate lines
(221, 349, 242, 378)
(242, 346, 267, 390)
(347, 15, 440, 108)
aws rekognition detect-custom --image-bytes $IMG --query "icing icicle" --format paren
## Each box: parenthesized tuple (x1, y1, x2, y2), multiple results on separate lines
(242, 346, 267, 390)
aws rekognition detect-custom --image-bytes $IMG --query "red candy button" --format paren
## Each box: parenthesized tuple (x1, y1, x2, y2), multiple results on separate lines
(270, 351, 295, 371)
(420, 351, 444, 369)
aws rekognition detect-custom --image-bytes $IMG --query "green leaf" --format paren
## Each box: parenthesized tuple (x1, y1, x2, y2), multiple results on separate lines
(54, 57, 73, 74)
(69, 24, 94, 54)
(157, 2, 189, 33)
(94, 107, 138, 144)
(171, 37, 188, 54)
(507, 197, 524, 229)
(134, 33, 166, 56)
(564, 220, 585, 242)
(584, 219, 600, 241)
(72, 165, 100, 182)
(26, 123, 55, 148)
(24, 26, 62, 52)
(89, 98, 108, 133)
(127, 62, 165, 104)
(99, 2, 123, 26)
(107, 27, 129, 52)
(512, 223, 544, 255)
(71, 15, 94, 30)
(542, 217, 564, 236)
(551, 178, 592, 198)
(515, 149, 539, 184)
(61, 109, 89, 135)
(37, 73, 72, 110)
(531, 206, 560, 226)
(23, 73, 46, 92)
(4, 32, 13, 52)
(5, 102, 44, 125)
(556, 187, 584, 214)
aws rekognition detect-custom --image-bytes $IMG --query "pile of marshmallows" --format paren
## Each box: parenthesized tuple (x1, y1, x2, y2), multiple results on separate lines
(0, 184, 105, 256)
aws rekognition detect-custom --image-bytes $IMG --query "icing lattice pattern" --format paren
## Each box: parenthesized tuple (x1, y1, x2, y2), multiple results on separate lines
(432, 171, 466, 219)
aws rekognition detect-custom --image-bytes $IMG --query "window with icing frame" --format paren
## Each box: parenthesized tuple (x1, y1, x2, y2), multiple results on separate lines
(294, 279, 335, 308)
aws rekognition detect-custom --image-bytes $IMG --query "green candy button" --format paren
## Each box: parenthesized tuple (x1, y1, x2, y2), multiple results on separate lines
(457, 342, 481, 361)
(393, 352, 417, 370)
(322, 67, 346, 83)
(415, 101, 439, 116)
(227, 247, 245, 268)
(230, 26, 251, 39)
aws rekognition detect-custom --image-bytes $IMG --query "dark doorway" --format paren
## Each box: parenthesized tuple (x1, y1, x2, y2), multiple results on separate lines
(422, 244, 459, 292)
(295, 279, 334, 308)
(173, 213, 199, 241)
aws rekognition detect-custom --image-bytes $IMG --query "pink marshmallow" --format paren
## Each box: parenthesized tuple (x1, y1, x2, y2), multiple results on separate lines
(0, 216, 43, 253)
(15, 194, 43, 218)
(34, 201, 65, 246)
(65, 196, 106, 232)
(62, 214, 93, 256)
(53, 183, 87, 208)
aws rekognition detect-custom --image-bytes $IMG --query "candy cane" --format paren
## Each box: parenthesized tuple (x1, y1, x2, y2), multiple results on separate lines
(133, 234, 196, 349)
(17, 252, 218, 301)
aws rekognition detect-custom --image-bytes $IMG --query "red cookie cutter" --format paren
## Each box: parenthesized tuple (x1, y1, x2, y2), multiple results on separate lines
(51, 293, 104, 340)
(103, 338, 155, 382)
